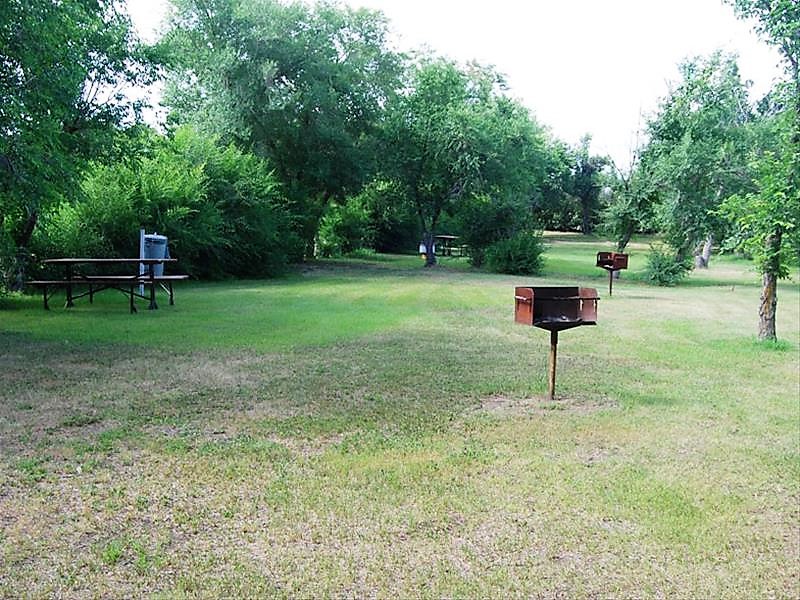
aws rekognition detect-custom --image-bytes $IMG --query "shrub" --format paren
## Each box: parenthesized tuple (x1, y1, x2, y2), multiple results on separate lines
(485, 231, 545, 275)
(317, 197, 374, 257)
(31, 127, 300, 279)
(171, 127, 302, 277)
(645, 245, 692, 286)
(456, 193, 527, 267)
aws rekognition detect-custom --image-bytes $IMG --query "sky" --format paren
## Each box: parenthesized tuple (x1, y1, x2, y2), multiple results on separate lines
(127, 0, 784, 166)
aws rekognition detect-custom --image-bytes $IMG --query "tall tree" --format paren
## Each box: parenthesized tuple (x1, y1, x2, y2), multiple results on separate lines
(162, 0, 403, 253)
(380, 59, 552, 266)
(602, 153, 658, 253)
(721, 0, 799, 341)
(568, 135, 607, 235)
(0, 0, 158, 288)
(643, 52, 753, 267)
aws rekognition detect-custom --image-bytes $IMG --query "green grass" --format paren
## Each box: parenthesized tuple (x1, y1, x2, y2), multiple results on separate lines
(1, 237, 798, 598)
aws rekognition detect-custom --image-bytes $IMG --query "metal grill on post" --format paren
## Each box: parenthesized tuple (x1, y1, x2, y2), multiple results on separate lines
(514, 286, 599, 400)
(596, 252, 628, 296)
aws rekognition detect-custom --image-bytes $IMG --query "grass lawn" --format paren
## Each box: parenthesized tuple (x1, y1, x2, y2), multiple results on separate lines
(1, 237, 798, 598)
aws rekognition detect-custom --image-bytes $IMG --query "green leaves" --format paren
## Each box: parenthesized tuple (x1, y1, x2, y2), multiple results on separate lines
(719, 144, 799, 279)
(381, 58, 553, 261)
(0, 0, 160, 287)
(31, 126, 299, 278)
(162, 0, 403, 239)
(643, 52, 754, 259)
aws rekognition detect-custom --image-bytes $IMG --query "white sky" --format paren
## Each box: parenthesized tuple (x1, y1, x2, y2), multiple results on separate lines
(127, 0, 784, 166)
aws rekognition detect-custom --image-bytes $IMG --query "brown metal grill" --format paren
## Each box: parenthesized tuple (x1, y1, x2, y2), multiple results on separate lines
(514, 286, 599, 400)
(596, 252, 628, 296)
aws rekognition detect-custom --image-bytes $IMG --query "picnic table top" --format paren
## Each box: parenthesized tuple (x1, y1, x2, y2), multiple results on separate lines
(43, 257, 177, 265)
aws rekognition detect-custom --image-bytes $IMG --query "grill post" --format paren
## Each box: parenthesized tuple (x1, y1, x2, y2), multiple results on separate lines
(548, 329, 558, 400)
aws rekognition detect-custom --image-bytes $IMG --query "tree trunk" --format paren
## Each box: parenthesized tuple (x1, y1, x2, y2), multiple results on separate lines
(694, 233, 713, 269)
(581, 201, 592, 235)
(758, 269, 778, 342)
(616, 226, 632, 254)
(423, 230, 436, 267)
(758, 229, 782, 342)
(10, 209, 38, 291)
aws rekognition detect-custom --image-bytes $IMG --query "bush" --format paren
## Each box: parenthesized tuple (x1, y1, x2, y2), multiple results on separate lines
(356, 180, 420, 254)
(456, 194, 528, 267)
(485, 231, 545, 275)
(171, 127, 302, 277)
(645, 245, 692, 286)
(317, 197, 374, 257)
(31, 127, 301, 279)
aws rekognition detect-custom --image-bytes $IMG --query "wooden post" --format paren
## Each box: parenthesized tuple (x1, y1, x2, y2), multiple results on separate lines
(548, 329, 558, 400)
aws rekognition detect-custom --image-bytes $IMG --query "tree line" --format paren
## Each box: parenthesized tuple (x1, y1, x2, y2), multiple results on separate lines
(1, 0, 797, 340)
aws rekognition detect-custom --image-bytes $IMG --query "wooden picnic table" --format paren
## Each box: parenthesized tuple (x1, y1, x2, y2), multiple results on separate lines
(29, 257, 187, 313)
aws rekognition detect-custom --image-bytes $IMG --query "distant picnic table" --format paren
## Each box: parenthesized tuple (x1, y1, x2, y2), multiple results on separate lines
(434, 235, 469, 257)
(28, 257, 188, 313)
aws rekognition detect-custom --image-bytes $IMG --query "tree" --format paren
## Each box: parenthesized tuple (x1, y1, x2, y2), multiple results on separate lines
(643, 52, 753, 267)
(381, 58, 552, 266)
(726, 0, 799, 115)
(721, 0, 799, 341)
(720, 121, 798, 341)
(162, 0, 403, 254)
(602, 152, 658, 253)
(568, 135, 608, 235)
(0, 0, 158, 289)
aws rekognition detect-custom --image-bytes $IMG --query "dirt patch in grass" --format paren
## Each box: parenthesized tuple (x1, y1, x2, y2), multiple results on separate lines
(478, 394, 619, 416)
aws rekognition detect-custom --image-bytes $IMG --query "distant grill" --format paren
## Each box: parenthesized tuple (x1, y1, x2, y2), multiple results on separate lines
(596, 252, 628, 296)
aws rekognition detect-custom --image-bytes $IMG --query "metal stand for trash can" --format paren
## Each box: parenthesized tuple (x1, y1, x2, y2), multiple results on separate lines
(514, 286, 599, 400)
(139, 229, 169, 301)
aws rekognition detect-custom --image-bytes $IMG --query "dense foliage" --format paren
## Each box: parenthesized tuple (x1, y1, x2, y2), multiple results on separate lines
(378, 58, 557, 266)
(162, 0, 403, 253)
(32, 127, 300, 278)
(0, 0, 158, 288)
(643, 52, 754, 265)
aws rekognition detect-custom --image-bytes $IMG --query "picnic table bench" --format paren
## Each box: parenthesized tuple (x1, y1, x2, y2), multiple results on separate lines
(27, 258, 189, 313)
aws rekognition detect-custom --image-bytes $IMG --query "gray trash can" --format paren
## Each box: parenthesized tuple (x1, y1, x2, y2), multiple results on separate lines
(143, 233, 169, 276)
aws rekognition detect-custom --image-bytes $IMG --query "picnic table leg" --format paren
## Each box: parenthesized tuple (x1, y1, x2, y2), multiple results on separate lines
(129, 285, 137, 313)
(65, 265, 74, 308)
(168, 282, 174, 306)
(42, 284, 49, 311)
(148, 268, 157, 310)
(89, 284, 94, 303)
